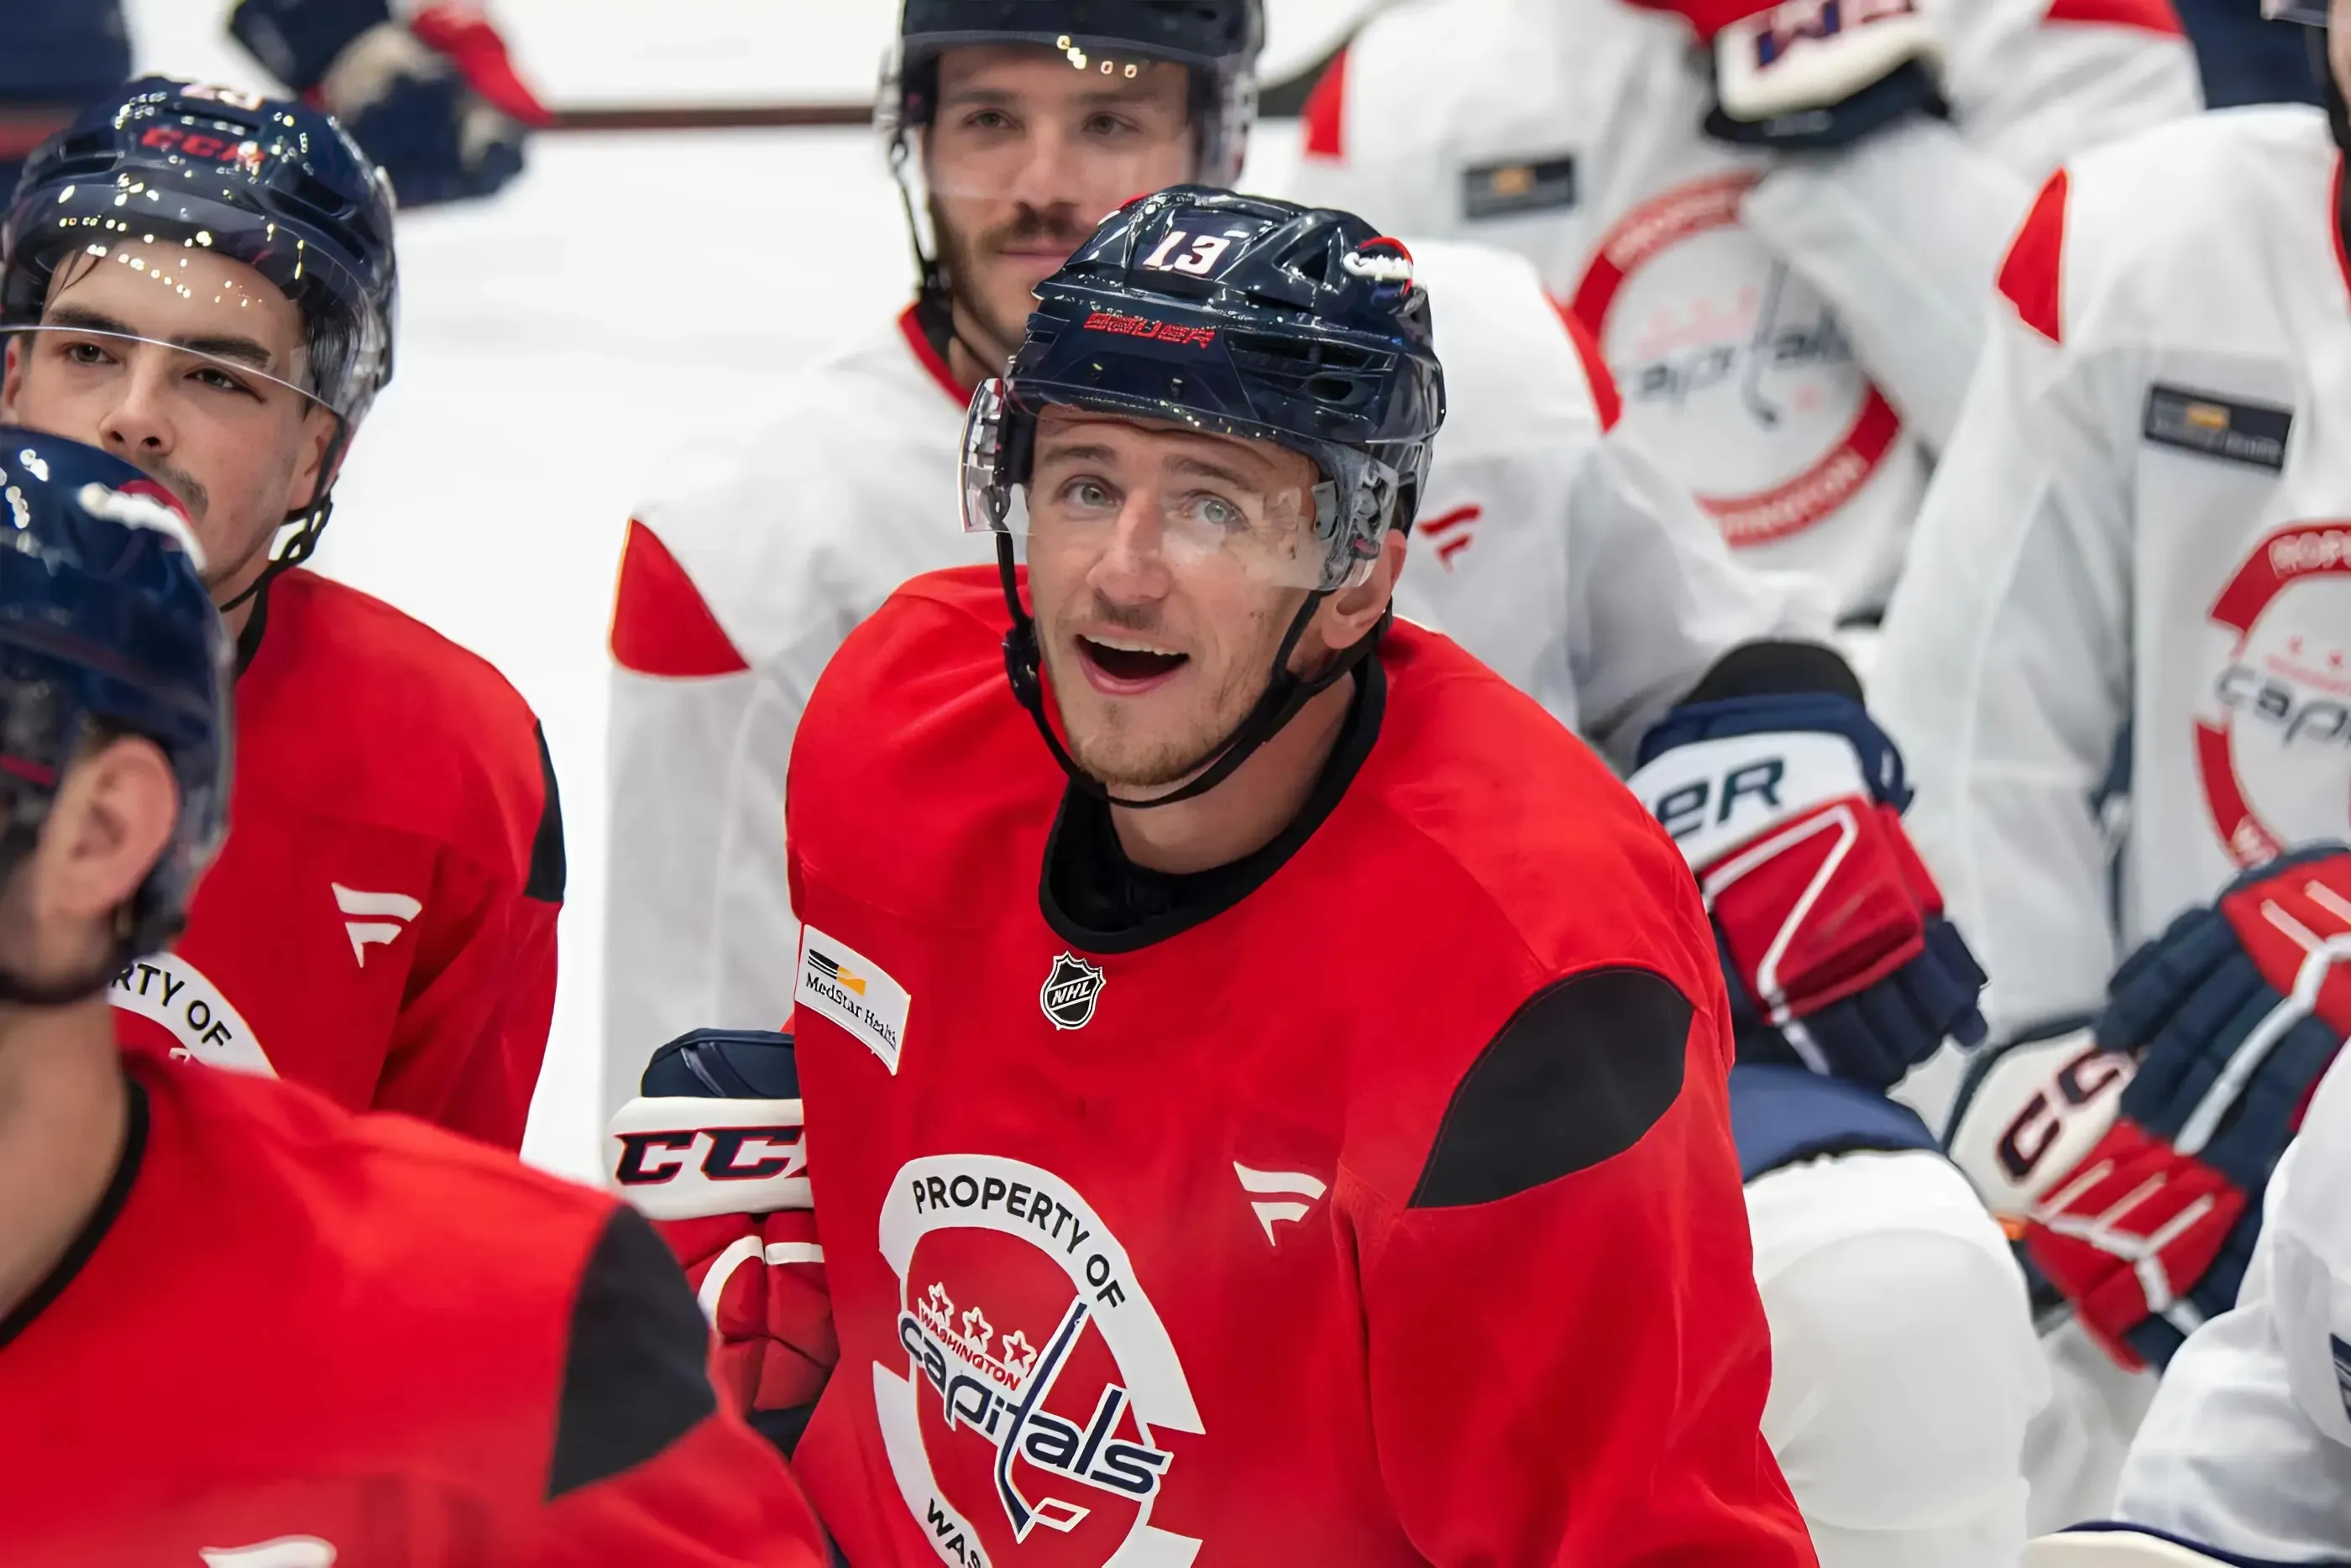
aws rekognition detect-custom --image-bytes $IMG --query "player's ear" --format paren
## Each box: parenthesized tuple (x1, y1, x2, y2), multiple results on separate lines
(285, 403, 343, 517)
(1, 337, 24, 423)
(1312, 525, 1407, 656)
(40, 733, 177, 927)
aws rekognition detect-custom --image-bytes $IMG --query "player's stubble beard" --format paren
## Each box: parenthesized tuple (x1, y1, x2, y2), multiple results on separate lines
(1043, 586, 1300, 793)
(933, 196, 1098, 371)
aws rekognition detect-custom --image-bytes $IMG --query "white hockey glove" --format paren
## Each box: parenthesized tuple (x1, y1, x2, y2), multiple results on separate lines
(1945, 1025, 2134, 1232)
(608, 1027, 833, 1457)
(1708, 0, 1948, 149)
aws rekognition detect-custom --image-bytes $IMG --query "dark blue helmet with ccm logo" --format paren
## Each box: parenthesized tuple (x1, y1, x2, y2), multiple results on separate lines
(967, 186, 1448, 811)
(967, 185, 1447, 594)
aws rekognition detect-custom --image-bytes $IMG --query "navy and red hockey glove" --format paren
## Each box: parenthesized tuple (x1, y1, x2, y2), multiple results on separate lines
(230, 0, 549, 207)
(1628, 691, 1987, 1090)
(1704, 0, 1950, 150)
(607, 1027, 836, 1457)
(2026, 844, 2351, 1371)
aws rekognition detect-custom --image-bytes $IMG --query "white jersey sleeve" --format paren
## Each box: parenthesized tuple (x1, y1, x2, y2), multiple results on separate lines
(1390, 240, 1829, 766)
(1870, 164, 2137, 1043)
(601, 311, 976, 1114)
(1746, 1149, 2048, 1568)
(1742, 0, 2199, 450)
(2114, 1049, 2351, 1561)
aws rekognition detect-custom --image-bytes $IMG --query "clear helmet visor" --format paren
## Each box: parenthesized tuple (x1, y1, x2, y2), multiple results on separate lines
(962, 377, 1348, 591)
(1, 238, 345, 530)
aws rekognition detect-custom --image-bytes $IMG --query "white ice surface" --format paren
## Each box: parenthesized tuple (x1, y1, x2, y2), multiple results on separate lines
(124, 0, 1304, 1182)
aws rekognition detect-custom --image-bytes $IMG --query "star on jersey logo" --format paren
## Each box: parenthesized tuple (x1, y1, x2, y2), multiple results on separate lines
(1039, 951, 1107, 1030)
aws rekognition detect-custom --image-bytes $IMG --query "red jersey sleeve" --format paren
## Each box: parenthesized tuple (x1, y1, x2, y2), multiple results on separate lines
(526, 1205, 831, 1565)
(1364, 966, 1814, 1565)
(371, 721, 563, 1148)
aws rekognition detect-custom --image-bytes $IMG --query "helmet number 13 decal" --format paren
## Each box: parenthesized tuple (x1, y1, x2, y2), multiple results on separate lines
(1141, 229, 1235, 277)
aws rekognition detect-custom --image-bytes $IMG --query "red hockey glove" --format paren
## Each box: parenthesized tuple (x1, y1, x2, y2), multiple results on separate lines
(2027, 843, 2351, 1370)
(229, 0, 548, 207)
(1629, 692, 1987, 1089)
(609, 1029, 836, 1456)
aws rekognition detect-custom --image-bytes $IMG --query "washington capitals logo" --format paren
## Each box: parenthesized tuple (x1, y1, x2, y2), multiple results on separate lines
(1040, 953, 1106, 1031)
(899, 1287, 1175, 1539)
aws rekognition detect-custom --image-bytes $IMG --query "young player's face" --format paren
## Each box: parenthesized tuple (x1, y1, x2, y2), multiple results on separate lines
(1024, 406, 1330, 790)
(1, 246, 339, 607)
(926, 44, 1195, 357)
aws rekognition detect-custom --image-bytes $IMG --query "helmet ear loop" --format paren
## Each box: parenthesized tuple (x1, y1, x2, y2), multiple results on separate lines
(214, 410, 354, 618)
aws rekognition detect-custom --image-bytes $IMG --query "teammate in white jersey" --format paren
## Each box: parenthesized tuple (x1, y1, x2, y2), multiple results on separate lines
(603, 7, 2041, 1561)
(1282, 0, 2199, 620)
(1872, 0, 2351, 1535)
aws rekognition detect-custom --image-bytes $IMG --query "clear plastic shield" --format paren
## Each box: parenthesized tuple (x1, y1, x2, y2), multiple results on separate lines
(2, 234, 345, 529)
(962, 378, 1342, 589)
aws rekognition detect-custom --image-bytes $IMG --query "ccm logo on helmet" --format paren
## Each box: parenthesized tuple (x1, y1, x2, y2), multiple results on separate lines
(613, 1123, 806, 1186)
(136, 124, 261, 168)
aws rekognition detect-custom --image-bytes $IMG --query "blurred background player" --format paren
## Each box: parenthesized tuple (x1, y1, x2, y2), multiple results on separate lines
(0, 431, 828, 1568)
(751, 185, 1814, 1565)
(0, 81, 563, 1148)
(1283, 0, 2200, 631)
(1875, 0, 2351, 1529)
(0, 0, 542, 209)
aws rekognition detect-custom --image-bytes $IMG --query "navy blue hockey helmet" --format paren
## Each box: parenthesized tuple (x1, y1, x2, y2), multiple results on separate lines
(2, 80, 400, 611)
(4, 79, 399, 427)
(0, 428, 230, 973)
(971, 186, 1446, 808)
(882, 2, 1264, 186)
(965, 186, 1446, 592)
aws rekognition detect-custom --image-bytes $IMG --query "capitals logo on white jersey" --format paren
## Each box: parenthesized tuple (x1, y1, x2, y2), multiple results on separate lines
(2196, 522, 2351, 866)
(874, 1154, 1202, 1567)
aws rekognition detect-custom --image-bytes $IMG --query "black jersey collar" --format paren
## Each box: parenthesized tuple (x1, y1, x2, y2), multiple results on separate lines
(1039, 651, 1386, 955)
(0, 1071, 149, 1354)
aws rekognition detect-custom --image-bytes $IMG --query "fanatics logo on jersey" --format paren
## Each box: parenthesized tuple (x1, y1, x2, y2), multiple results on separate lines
(1233, 1162, 1328, 1245)
(1462, 154, 1578, 220)
(1040, 952, 1107, 1030)
(2144, 384, 2293, 472)
(797, 926, 913, 1074)
(332, 882, 422, 967)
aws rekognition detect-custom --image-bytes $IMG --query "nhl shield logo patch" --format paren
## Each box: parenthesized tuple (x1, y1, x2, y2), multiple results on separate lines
(1039, 952, 1107, 1031)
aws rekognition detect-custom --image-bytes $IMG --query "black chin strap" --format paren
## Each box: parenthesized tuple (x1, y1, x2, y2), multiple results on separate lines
(995, 533, 1386, 811)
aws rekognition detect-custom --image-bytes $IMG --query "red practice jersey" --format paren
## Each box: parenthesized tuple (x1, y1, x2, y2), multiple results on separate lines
(780, 567, 1813, 1566)
(109, 568, 564, 1149)
(0, 1050, 829, 1567)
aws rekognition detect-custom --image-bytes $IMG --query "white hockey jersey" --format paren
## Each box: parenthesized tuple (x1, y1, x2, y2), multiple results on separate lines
(600, 240, 1820, 1110)
(1283, 0, 2199, 619)
(1875, 106, 2351, 1045)
(2113, 1047, 2351, 1560)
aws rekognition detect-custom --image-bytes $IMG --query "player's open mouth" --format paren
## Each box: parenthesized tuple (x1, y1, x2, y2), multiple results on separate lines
(1076, 634, 1187, 693)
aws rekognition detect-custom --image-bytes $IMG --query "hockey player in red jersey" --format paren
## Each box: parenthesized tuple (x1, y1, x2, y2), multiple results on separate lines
(0, 430, 828, 1568)
(0, 81, 563, 1147)
(668, 188, 1814, 1565)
